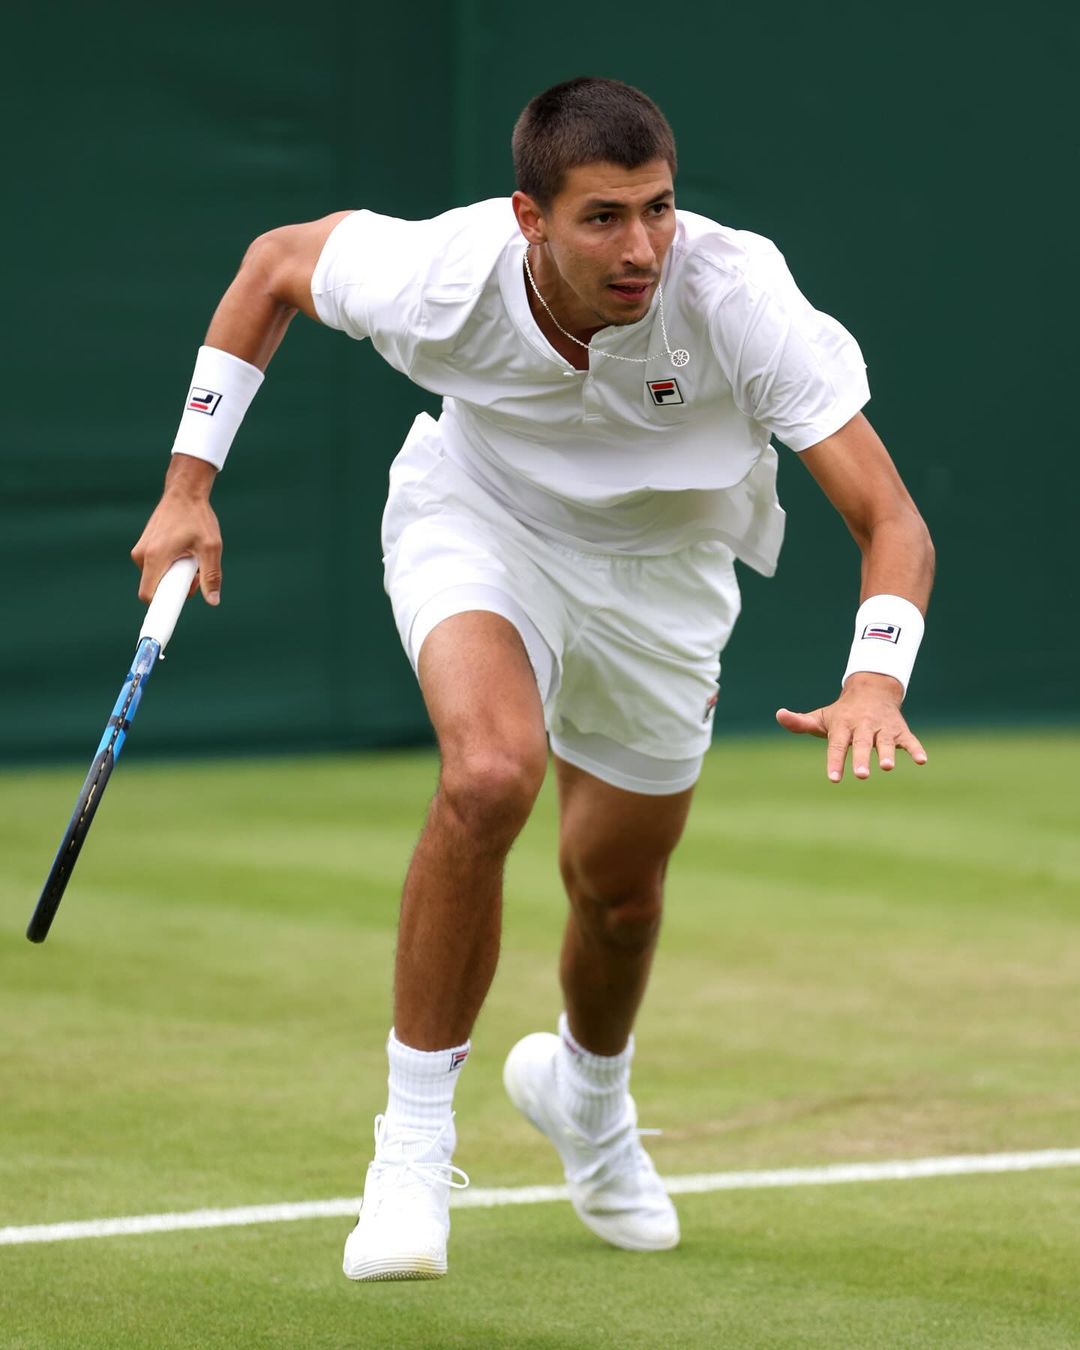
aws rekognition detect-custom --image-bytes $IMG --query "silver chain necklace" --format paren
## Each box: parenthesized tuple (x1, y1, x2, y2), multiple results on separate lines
(523, 248, 690, 369)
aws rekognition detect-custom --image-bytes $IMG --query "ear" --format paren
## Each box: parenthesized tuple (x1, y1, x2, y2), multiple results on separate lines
(512, 190, 547, 245)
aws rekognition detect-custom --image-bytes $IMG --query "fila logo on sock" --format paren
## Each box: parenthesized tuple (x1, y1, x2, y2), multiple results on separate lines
(647, 378, 684, 406)
(187, 386, 222, 415)
(448, 1049, 469, 1073)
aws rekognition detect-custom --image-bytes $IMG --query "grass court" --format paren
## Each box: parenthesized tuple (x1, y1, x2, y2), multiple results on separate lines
(2, 731, 1078, 1347)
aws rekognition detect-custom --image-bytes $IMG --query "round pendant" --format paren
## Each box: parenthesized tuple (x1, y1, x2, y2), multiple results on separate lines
(671, 349, 690, 368)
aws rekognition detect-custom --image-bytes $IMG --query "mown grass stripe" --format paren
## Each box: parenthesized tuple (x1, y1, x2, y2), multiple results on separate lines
(3, 1149, 1078, 1247)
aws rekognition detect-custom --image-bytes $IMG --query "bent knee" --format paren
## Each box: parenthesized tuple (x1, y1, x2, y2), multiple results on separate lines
(563, 868, 666, 953)
(439, 743, 547, 840)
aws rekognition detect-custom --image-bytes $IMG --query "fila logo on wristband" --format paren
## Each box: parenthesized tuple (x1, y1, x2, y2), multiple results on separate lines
(843, 594, 924, 698)
(187, 387, 222, 415)
(448, 1049, 469, 1073)
(171, 346, 264, 470)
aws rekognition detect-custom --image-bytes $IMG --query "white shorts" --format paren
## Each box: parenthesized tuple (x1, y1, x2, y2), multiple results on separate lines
(382, 416, 742, 796)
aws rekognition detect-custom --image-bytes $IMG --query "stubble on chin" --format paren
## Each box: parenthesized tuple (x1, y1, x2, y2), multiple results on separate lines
(599, 302, 651, 328)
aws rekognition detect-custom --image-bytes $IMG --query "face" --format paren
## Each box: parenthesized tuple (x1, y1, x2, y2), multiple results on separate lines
(513, 159, 676, 332)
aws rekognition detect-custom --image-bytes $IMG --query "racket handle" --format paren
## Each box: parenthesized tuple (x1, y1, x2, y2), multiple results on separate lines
(139, 557, 199, 650)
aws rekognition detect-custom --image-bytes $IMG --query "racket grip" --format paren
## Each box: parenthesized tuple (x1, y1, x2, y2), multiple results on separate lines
(139, 556, 199, 650)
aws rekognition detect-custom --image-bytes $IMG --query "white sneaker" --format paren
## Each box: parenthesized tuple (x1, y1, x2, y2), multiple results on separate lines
(503, 1032, 679, 1252)
(342, 1115, 469, 1281)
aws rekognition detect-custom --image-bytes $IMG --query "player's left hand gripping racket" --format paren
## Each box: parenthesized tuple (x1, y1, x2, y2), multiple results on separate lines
(26, 557, 199, 943)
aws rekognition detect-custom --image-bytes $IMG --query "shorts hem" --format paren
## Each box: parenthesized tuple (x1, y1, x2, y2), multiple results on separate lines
(409, 583, 557, 703)
(550, 733, 704, 797)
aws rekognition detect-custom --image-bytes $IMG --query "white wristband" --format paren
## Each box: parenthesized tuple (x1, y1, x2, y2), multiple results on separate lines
(170, 345, 264, 470)
(842, 594, 925, 697)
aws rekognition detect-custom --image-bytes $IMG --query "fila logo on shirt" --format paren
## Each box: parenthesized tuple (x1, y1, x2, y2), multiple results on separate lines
(187, 386, 222, 415)
(647, 378, 684, 406)
(862, 624, 901, 644)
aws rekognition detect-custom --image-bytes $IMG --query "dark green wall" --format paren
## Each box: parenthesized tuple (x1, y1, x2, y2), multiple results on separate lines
(3, 3, 1076, 762)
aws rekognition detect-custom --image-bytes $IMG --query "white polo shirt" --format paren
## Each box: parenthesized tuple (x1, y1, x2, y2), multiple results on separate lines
(310, 199, 869, 575)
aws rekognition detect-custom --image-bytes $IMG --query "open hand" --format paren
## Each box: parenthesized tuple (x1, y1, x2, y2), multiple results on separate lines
(776, 673, 928, 782)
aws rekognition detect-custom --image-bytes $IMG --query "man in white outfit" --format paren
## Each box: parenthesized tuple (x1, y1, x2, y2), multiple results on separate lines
(132, 77, 934, 1280)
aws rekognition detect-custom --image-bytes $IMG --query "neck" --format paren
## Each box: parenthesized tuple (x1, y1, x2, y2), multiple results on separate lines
(524, 244, 605, 347)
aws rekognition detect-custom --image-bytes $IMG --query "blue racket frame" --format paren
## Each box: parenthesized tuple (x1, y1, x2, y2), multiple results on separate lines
(26, 636, 163, 943)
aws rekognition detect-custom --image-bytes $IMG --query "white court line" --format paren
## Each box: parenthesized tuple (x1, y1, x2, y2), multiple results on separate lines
(2, 1148, 1078, 1248)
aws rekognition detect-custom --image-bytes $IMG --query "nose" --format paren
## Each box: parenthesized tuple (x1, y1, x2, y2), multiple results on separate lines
(622, 218, 656, 274)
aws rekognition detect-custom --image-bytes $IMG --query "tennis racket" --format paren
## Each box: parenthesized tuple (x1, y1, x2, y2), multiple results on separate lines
(26, 556, 199, 944)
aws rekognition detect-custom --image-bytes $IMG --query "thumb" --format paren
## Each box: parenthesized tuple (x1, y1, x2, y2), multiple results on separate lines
(199, 542, 223, 607)
(776, 707, 827, 738)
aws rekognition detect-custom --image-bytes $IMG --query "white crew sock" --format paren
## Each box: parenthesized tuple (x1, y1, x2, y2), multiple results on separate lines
(382, 1028, 470, 1160)
(556, 1012, 634, 1140)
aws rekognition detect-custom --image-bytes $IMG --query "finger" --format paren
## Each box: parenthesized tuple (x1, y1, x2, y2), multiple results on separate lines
(897, 729, 928, 766)
(137, 555, 168, 605)
(826, 728, 852, 783)
(198, 540, 223, 606)
(776, 708, 828, 739)
(851, 725, 875, 780)
(131, 538, 154, 602)
(876, 732, 896, 772)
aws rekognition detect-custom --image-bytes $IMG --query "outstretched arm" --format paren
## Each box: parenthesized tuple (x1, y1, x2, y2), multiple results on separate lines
(775, 411, 935, 781)
(131, 212, 352, 605)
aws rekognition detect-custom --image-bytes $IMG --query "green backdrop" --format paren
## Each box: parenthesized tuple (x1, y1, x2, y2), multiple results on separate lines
(3, 2, 1076, 762)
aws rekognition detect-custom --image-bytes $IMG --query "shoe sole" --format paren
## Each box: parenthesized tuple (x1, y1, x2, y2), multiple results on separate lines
(344, 1254, 446, 1282)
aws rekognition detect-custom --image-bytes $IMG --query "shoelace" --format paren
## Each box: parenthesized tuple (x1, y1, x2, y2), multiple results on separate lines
(561, 1115, 664, 1187)
(370, 1113, 471, 1192)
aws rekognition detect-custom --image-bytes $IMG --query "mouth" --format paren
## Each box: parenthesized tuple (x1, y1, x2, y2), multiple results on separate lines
(607, 279, 655, 304)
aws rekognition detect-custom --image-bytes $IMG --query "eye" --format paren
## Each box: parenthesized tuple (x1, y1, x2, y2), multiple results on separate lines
(648, 202, 671, 217)
(588, 212, 615, 225)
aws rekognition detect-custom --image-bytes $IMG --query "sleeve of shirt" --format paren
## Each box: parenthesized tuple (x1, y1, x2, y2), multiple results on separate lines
(708, 240, 870, 452)
(310, 210, 432, 366)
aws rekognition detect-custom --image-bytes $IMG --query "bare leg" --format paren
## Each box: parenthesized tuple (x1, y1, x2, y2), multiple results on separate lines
(555, 758, 693, 1056)
(394, 611, 548, 1050)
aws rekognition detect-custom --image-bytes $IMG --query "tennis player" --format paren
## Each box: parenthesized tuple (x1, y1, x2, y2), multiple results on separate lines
(132, 77, 934, 1280)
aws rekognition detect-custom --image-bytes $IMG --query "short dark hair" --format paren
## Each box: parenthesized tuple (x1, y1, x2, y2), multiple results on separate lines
(512, 77, 677, 208)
